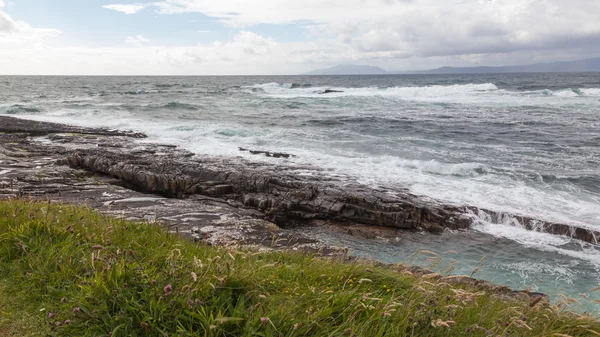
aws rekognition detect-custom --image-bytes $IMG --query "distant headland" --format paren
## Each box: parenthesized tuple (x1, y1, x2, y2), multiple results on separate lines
(304, 57, 600, 75)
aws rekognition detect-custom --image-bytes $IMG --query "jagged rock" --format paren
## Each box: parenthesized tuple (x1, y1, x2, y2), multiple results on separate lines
(64, 148, 472, 232)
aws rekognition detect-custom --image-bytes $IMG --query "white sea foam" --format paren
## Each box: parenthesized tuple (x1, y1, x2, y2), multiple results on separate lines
(580, 88, 600, 96)
(246, 82, 500, 99)
(245, 82, 600, 107)
(469, 211, 600, 266)
(553, 89, 581, 97)
(495, 261, 578, 285)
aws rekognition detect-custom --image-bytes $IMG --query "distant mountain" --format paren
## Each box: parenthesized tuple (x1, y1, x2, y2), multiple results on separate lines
(304, 64, 388, 75)
(305, 58, 600, 75)
(409, 58, 600, 74)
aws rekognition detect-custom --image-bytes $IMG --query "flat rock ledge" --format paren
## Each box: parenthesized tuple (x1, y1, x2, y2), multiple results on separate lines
(64, 149, 473, 233)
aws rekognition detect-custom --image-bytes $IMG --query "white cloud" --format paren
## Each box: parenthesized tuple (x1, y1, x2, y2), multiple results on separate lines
(103, 4, 146, 15)
(0, 10, 61, 47)
(125, 34, 150, 46)
(0, 1, 5, 8)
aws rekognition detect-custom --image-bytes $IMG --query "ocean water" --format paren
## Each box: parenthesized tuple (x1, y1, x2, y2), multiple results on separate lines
(1, 74, 599, 311)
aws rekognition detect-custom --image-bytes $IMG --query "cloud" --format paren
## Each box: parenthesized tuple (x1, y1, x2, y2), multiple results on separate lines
(3, 0, 600, 74)
(0, 30, 294, 75)
(0, 9, 61, 47)
(103, 4, 146, 14)
(125, 34, 150, 46)
(0, 1, 4, 8)
(102, 0, 600, 63)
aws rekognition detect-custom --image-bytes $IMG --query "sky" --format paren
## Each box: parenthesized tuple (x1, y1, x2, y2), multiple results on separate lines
(1, 0, 600, 75)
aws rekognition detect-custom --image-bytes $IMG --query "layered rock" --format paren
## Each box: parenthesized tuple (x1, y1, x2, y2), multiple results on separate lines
(64, 149, 474, 233)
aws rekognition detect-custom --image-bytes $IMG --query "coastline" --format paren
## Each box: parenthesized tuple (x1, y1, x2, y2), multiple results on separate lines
(5, 199, 599, 336)
(1, 115, 598, 245)
(2, 115, 600, 318)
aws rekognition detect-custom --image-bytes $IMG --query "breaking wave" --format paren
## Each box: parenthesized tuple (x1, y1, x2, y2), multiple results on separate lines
(246, 82, 600, 102)
(245, 82, 500, 98)
(0, 104, 43, 114)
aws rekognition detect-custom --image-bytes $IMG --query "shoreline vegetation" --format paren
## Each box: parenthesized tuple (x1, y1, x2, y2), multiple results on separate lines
(2, 199, 600, 336)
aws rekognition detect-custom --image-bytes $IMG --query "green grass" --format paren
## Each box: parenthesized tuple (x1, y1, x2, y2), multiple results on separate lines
(0, 199, 599, 336)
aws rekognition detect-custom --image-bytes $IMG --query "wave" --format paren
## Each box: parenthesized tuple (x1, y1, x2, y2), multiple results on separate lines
(244, 82, 500, 98)
(468, 209, 600, 265)
(523, 88, 600, 97)
(163, 102, 199, 111)
(393, 159, 491, 177)
(0, 104, 43, 115)
(246, 82, 600, 102)
(290, 83, 313, 89)
(121, 90, 158, 95)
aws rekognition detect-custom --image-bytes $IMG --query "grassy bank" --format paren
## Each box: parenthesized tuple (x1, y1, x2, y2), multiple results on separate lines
(0, 199, 598, 336)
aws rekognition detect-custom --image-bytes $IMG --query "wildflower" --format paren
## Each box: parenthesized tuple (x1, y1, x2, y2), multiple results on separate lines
(48, 312, 55, 318)
(64, 320, 71, 324)
(260, 317, 270, 324)
(73, 307, 81, 313)
(164, 284, 172, 296)
(60, 297, 67, 303)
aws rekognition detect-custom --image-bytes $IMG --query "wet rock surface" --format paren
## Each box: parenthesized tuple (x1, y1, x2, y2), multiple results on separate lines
(0, 116, 146, 138)
(1, 115, 598, 248)
(0, 118, 336, 252)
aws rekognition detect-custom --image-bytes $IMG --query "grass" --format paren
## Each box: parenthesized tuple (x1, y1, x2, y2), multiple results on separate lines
(0, 199, 599, 336)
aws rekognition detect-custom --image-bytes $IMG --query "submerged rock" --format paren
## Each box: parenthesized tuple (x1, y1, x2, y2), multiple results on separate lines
(320, 89, 344, 94)
(238, 147, 295, 159)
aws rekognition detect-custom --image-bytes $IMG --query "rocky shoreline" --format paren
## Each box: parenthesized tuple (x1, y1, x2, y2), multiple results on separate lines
(1, 115, 598, 248)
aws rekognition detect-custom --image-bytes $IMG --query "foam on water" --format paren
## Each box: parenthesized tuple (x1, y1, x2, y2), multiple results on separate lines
(470, 215, 600, 267)
(242, 82, 600, 112)
(246, 82, 501, 99)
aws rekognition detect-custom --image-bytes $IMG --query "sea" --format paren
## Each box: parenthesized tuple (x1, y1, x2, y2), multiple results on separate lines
(1, 74, 599, 312)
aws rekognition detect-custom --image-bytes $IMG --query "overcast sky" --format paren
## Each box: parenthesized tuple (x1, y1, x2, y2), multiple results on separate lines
(1, 0, 599, 75)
